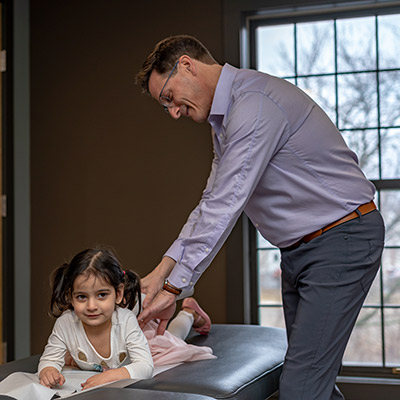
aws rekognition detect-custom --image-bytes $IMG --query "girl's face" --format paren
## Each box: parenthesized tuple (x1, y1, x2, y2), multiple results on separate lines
(71, 273, 123, 330)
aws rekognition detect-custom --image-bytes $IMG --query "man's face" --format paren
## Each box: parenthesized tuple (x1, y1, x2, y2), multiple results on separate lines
(148, 58, 211, 123)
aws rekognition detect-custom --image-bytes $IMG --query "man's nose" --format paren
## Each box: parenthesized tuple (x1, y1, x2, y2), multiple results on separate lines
(168, 104, 181, 120)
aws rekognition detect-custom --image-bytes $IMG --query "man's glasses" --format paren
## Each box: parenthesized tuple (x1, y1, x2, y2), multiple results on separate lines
(159, 61, 179, 113)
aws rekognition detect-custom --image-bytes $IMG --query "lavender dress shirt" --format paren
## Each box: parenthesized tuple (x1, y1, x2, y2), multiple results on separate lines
(165, 63, 375, 294)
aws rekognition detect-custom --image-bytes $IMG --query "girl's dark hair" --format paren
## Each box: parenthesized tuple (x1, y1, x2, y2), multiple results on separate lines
(49, 248, 141, 318)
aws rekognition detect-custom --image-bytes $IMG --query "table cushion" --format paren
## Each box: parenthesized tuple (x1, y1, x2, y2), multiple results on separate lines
(0, 354, 40, 381)
(130, 324, 287, 399)
(74, 387, 216, 399)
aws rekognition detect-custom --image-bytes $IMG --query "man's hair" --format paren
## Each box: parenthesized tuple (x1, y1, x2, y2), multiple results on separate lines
(135, 35, 218, 94)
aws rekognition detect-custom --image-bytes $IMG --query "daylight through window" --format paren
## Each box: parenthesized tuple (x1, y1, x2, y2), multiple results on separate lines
(253, 10, 400, 367)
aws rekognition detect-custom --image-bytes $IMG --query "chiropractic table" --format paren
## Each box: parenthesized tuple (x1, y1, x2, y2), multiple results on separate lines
(0, 324, 287, 399)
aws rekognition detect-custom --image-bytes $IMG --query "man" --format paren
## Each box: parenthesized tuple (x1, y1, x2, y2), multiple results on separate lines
(135, 35, 385, 400)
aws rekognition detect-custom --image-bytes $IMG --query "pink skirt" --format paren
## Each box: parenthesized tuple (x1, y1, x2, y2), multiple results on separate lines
(143, 320, 216, 366)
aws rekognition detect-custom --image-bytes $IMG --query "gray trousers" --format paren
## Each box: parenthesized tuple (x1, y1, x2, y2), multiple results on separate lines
(278, 210, 385, 400)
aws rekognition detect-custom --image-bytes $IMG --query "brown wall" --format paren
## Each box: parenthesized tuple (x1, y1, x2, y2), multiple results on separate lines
(30, 0, 225, 354)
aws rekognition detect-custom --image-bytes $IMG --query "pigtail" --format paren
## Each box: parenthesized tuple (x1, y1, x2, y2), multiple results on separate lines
(49, 263, 72, 318)
(122, 270, 142, 314)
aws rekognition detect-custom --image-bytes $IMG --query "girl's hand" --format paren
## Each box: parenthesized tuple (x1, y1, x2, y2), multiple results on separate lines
(81, 367, 130, 390)
(39, 367, 65, 388)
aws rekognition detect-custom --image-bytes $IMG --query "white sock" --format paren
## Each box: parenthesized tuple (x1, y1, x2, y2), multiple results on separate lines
(167, 310, 194, 340)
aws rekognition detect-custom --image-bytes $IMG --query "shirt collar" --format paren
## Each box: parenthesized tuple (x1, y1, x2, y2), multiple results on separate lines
(208, 63, 238, 132)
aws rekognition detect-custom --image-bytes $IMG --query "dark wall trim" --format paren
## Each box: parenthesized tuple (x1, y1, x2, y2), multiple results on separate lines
(226, 216, 246, 323)
(2, 0, 15, 362)
(12, 0, 30, 359)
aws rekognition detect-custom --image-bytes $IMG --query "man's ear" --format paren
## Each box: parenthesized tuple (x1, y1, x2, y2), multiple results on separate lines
(116, 283, 124, 305)
(179, 55, 197, 76)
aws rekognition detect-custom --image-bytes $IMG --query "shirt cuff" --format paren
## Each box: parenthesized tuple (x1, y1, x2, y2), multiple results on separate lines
(167, 263, 195, 299)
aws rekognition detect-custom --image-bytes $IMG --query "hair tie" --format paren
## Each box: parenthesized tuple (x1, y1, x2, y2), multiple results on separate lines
(123, 270, 126, 275)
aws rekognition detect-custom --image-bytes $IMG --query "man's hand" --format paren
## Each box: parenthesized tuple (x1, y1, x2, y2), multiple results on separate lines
(138, 290, 177, 335)
(81, 367, 130, 390)
(140, 257, 176, 309)
(39, 367, 65, 388)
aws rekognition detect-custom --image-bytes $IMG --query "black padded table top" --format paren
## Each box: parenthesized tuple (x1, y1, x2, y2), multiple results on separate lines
(0, 354, 41, 381)
(74, 388, 216, 399)
(131, 324, 287, 399)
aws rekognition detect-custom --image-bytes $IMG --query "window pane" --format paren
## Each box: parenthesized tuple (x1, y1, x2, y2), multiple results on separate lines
(378, 14, 400, 69)
(256, 230, 274, 248)
(338, 73, 378, 130)
(381, 129, 400, 179)
(297, 76, 336, 123)
(343, 308, 382, 366)
(380, 191, 400, 246)
(297, 20, 334, 75)
(337, 16, 376, 72)
(259, 306, 286, 329)
(285, 78, 296, 86)
(364, 268, 381, 306)
(384, 308, 400, 366)
(379, 71, 400, 127)
(382, 248, 400, 306)
(341, 130, 379, 180)
(257, 249, 282, 304)
(257, 24, 294, 76)
(253, 10, 400, 370)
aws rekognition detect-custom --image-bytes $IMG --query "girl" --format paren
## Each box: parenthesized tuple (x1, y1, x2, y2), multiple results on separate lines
(39, 248, 214, 390)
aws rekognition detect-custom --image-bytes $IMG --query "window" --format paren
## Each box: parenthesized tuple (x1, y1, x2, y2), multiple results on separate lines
(249, 6, 400, 367)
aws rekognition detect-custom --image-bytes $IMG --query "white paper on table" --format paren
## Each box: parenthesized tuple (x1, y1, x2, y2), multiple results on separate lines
(0, 368, 98, 400)
(0, 363, 180, 399)
(0, 371, 56, 400)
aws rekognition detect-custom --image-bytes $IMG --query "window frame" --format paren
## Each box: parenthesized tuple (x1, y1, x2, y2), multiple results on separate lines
(223, 0, 400, 379)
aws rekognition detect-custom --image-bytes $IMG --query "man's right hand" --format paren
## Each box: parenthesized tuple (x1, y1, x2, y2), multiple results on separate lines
(138, 289, 177, 335)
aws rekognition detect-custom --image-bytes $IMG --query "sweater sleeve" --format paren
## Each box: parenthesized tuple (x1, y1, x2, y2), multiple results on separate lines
(122, 313, 154, 379)
(38, 318, 68, 374)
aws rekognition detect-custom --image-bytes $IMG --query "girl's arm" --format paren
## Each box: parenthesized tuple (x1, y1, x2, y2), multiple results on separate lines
(123, 312, 154, 379)
(38, 317, 68, 385)
(80, 367, 130, 389)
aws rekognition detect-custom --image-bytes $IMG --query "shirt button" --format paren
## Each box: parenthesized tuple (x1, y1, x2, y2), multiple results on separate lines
(189, 281, 193, 286)
(255, 224, 259, 227)
(182, 278, 187, 283)
(205, 248, 209, 253)
(219, 134, 223, 139)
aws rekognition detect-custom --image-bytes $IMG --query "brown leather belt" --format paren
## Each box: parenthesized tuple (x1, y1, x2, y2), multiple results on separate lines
(285, 200, 376, 250)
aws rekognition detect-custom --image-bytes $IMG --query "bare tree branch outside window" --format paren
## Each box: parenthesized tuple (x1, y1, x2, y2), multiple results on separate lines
(255, 12, 400, 366)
